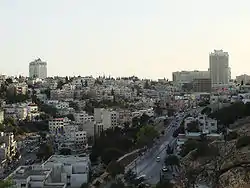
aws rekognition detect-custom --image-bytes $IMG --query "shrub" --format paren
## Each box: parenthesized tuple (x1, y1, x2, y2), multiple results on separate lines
(236, 136, 250, 149)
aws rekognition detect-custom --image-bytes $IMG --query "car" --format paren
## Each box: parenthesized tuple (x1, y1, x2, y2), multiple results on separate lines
(156, 156, 160, 162)
(162, 166, 168, 172)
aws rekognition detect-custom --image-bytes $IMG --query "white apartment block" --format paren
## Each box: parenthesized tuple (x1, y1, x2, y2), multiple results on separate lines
(209, 49, 230, 86)
(8, 165, 66, 188)
(94, 108, 118, 129)
(0, 109, 3, 124)
(4, 105, 28, 120)
(0, 132, 17, 160)
(50, 89, 74, 100)
(49, 117, 70, 135)
(29, 58, 47, 79)
(74, 111, 94, 123)
(44, 155, 91, 188)
(172, 70, 210, 85)
(197, 115, 217, 133)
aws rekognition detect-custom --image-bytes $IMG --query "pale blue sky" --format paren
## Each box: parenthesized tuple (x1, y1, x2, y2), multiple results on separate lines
(1, 0, 250, 79)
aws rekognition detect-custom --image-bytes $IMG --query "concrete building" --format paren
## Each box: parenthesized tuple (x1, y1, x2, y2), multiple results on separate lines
(236, 74, 250, 85)
(209, 50, 230, 86)
(192, 78, 212, 93)
(0, 109, 3, 124)
(29, 58, 47, 79)
(8, 165, 66, 188)
(94, 108, 118, 129)
(172, 70, 210, 85)
(44, 155, 91, 188)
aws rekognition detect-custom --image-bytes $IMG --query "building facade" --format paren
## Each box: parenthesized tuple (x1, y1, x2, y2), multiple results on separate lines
(236, 74, 250, 85)
(192, 78, 212, 93)
(172, 70, 210, 85)
(209, 50, 230, 86)
(29, 58, 47, 79)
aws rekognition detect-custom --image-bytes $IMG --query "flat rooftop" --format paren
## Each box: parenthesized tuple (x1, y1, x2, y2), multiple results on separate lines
(11, 166, 51, 180)
(44, 155, 90, 165)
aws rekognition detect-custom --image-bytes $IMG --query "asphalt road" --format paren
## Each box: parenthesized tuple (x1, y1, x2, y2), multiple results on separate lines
(128, 115, 184, 185)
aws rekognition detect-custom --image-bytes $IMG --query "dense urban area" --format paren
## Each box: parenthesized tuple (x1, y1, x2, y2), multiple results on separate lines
(1, 50, 250, 188)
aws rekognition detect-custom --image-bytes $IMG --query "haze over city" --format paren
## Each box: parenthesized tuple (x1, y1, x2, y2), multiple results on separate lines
(1, 0, 250, 79)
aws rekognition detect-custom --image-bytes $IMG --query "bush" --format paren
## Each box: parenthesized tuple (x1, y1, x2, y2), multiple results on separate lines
(225, 131, 238, 141)
(236, 136, 250, 149)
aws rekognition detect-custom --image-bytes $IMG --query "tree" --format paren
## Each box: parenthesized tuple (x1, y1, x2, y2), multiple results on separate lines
(84, 80, 88, 87)
(136, 125, 158, 147)
(144, 80, 150, 89)
(164, 155, 180, 170)
(107, 161, 125, 177)
(36, 143, 53, 160)
(57, 80, 64, 89)
(101, 148, 124, 165)
(0, 178, 13, 188)
(173, 126, 185, 137)
(236, 135, 250, 149)
(59, 148, 72, 155)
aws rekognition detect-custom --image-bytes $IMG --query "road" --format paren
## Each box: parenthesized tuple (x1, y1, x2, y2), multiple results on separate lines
(127, 115, 184, 185)
(130, 108, 204, 185)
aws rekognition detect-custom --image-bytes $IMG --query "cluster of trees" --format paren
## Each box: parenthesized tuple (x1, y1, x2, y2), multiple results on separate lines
(90, 123, 158, 165)
(36, 143, 53, 160)
(209, 102, 250, 126)
(179, 136, 218, 159)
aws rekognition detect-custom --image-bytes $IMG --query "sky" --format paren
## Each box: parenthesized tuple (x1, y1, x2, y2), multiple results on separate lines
(1, 0, 250, 80)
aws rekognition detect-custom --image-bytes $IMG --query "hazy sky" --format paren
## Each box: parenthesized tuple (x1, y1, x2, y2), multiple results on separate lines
(1, 0, 250, 79)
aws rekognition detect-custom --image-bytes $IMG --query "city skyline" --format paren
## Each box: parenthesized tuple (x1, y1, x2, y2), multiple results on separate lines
(1, 0, 250, 79)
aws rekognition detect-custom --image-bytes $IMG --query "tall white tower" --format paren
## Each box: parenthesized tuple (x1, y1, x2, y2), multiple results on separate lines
(29, 58, 47, 79)
(209, 50, 230, 86)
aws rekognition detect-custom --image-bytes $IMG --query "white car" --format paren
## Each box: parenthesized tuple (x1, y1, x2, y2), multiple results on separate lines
(156, 156, 160, 162)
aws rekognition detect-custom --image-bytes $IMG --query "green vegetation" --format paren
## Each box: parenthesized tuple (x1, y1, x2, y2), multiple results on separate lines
(36, 143, 53, 160)
(201, 106, 212, 115)
(90, 124, 158, 165)
(0, 178, 13, 188)
(155, 181, 174, 188)
(172, 125, 185, 137)
(164, 155, 180, 168)
(236, 135, 250, 149)
(136, 125, 159, 147)
(186, 121, 200, 132)
(209, 102, 250, 126)
(106, 161, 125, 177)
(180, 138, 218, 159)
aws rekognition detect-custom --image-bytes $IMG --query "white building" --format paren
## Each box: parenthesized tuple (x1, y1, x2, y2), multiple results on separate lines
(236, 74, 250, 85)
(29, 58, 47, 79)
(44, 155, 90, 188)
(0, 109, 3, 124)
(8, 165, 66, 188)
(172, 70, 210, 85)
(209, 50, 230, 86)
(74, 111, 94, 123)
(94, 108, 118, 129)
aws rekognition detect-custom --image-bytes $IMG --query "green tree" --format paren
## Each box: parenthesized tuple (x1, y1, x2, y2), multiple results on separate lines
(101, 148, 124, 165)
(107, 161, 125, 177)
(236, 135, 250, 149)
(36, 143, 53, 160)
(0, 178, 13, 188)
(164, 155, 180, 170)
(59, 148, 72, 155)
(180, 139, 200, 157)
(136, 125, 158, 147)
(144, 80, 150, 89)
(57, 80, 64, 89)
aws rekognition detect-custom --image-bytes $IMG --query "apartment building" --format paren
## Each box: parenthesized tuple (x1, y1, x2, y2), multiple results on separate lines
(4, 105, 28, 120)
(192, 78, 212, 93)
(50, 89, 74, 100)
(172, 70, 210, 85)
(49, 117, 70, 135)
(209, 50, 230, 86)
(29, 58, 47, 79)
(0, 109, 3, 123)
(197, 115, 217, 133)
(8, 165, 66, 188)
(236, 74, 250, 85)
(74, 111, 94, 123)
(44, 155, 91, 188)
(0, 132, 17, 160)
